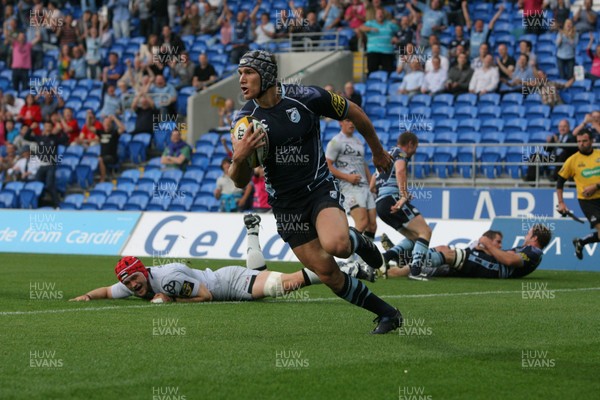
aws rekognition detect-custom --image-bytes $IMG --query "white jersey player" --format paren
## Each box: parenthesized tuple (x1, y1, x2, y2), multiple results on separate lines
(325, 119, 377, 240)
(70, 215, 375, 303)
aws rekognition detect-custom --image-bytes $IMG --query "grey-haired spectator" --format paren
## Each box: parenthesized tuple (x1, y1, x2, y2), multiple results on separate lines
(469, 55, 499, 95)
(200, 2, 220, 35)
(192, 53, 218, 91)
(149, 75, 177, 117)
(131, 93, 158, 136)
(169, 52, 195, 89)
(181, 3, 201, 35)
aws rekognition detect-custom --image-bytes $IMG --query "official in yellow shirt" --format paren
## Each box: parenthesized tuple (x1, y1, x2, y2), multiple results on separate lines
(556, 129, 600, 260)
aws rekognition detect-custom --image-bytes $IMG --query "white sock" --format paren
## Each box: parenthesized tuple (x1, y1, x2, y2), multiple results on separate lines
(246, 230, 265, 270)
(301, 268, 321, 285)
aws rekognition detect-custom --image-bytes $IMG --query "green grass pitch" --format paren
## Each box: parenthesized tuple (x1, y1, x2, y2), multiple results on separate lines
(1, 253, 599, 400)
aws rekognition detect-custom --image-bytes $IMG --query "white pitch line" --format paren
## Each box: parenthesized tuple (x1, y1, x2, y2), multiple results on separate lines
(1, 287, 599, 316)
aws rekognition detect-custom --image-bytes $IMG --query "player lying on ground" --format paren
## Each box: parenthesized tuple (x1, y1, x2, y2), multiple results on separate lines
(555, 129, 600, 260)
(381, 225, 551, 279)
(70, 215, 375, 303)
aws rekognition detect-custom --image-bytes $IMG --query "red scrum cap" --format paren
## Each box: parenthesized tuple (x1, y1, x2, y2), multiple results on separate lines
(115, 256, 148, 282)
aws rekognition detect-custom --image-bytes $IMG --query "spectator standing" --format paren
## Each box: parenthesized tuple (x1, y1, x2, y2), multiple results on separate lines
(556, 19, 578, 80)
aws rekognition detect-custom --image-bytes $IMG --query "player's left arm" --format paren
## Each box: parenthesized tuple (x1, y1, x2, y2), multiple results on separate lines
(69, 286, 114, 301)
(582, 181, 600, 198)
(346, 101, 393, 173)
(478, 237, 523, 267)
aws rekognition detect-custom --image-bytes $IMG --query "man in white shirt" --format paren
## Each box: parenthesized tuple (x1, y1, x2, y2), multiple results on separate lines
(397, 59, 424, 96)
(253, 12, 275, 45)
(469, 54, 499, 95)
(7, 145, 39, 181)
(425, 44, 449, 73)
(421, 56, 447, 94)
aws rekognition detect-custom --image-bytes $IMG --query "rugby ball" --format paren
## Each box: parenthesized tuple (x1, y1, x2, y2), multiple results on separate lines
(233, 116, 269, 168)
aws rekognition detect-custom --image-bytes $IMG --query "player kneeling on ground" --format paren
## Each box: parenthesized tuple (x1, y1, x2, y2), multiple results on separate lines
(70, 215, 375, 303)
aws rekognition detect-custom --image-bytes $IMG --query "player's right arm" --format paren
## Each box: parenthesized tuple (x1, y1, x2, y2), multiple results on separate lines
(69, 286, 114, 301)
(556, 155, 574, 213)
(390, 158, 409, 213)
(229, 123, 265, 188)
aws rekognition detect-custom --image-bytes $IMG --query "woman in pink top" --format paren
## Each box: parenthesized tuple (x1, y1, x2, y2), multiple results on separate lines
(11, 32, 38, 92)
(218, 6, 233, 46)
(585, 34, 600, 81)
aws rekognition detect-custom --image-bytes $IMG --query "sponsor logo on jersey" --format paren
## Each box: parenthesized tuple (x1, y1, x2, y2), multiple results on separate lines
(329, 91, 346, 118)
(582, 166, 600, 178)
(180, 281, 195, 297)
(329, 190, 338, 199)
(286, 107, 301, 123)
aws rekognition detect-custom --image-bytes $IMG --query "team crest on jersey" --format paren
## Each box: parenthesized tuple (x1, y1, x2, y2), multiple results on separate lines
(162, 280, 182, 295)
(286, 107, 301, 123)
(180, 281, 195, 297)
(329, 191, 338, 199)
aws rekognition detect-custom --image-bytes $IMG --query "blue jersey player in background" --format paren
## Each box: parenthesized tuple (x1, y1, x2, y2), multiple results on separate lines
(372, 131, 433, 281)
(229, 50, 401, 334)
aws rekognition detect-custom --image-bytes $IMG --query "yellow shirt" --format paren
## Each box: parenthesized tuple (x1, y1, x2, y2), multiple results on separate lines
(558, 149, 600, 200)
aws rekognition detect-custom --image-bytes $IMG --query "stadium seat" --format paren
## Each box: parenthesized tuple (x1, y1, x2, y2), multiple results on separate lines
(388, 95, 409, 107)
(89, 182, 114, 197)
(60, 193, 85, 210)
(409, 106, 432, 119)
(454, 106, 478, 119)
(504, 118, 528, 133)
(528, 118, 551, 132)
(457, 147, 483, 179)
(373, 119, 391, 133)
(411, 147, 434, 178)
(168, 195, 194, 211)
(410, 94, 432, 108)
(83, 144, 101, 158)
(153, 130, 170, 152)
(128, 133, 152, 163)
(455, 93, 478, 107)
(502, 105, 525, 118)
(480, 119, 505, 133)
(524, 93, 542, 106)
(123, 194, 150, 211)
(75, 157, 99, 189)
(160, 169, 183, 187)
(456, 119, 481, 133)
(526, 105, 550, 119)
(480, 132, 506, 144)
(138, 169, 162, 186)
(575, 104, 596, 122)
(365, 94, 387, 107)
(505, 132, 530, 144)
(502, 93, 524, 106)
(145, 157, 163, 171)
(103, 192, 128, 210)
(132, 181, 155, 197)
(365, 82, 387, 96)
(529, 131, 549, 143)
(365, 105, 386, 119)
(478, 105, 501, 119)
(431, 106, 455, 121)
(506, 147, 526, 179)
(387, 106, 410, 119)
(552, 104, 575, 119)
(146, 195, 172, 211)
(3, 181, 25, 197)
(191, 154, 209, 170)
(480, 148, 507, 178)
(19, 182, 45, 209)
(457, 132, 481, 144)
(54, 166, 72, 194)
(64, 145, 85, 159)
(114, 182, 136, 197)
(367, 70, 388, 83)
(386, 82, 402, 97)
(179, 182, 200, 198)
(433, 132, 457, 144)
(0, 190, 16, 208)
(117, 168, 141, 185)
(431, 93, 454, 107)
(478, 93, 501, 107)
(570, 92, 596, 107)
(432, 147, 457, 178)
(436, 119, 458, 132)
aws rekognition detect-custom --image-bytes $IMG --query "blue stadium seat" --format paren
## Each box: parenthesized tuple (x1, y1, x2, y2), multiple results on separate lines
(365, 82, 387, 96)
(117, 168, 141, 185)
(387, 106, 410, 119)
(502, 93, 524, 106)
(60, 193, 85, 209)
(193, 195, 217, 211)
(129, 133, 152, 163)
(526, 105, 550, 118)
(0, 190, 16, 208)
(502, 105, 525, 118)
(146, 195, 172, 211)
(83, 144, 101, 158)
(75, 157, 98, 189)
(181, 170, 205, 186)
(457, 147, 483, 179)
(456, 119, 481, 133)
(138, 169, 162, 186)
(168, 195, 193, 211)
(480, 148, 507, 178)
(524, 93, 542, 106)
(410, 94, 432, 108)
(433, 133, 457, 144)
(409, 106, 432, 119)
(455, 93, 478, 107)
(506, 147, 526, 179)
(457, 132, 481, 144)
(365, 105, 386, 119)
(195, 143, 215, 158)
(160, 169, 183, 187)
(372, 119, 391, 133)
(432, 147, 457, 178)
(412, 147, 434, 179)
(365, 94, 386, 107)
(103, 192, 128, 210)
(367, 70, 388, 83)
(387, 82, 402, 96)
(145, 157, 163, 171)
(528, 118, 551, 132)
(431, 106, 455, 121)
(132, 181, 155, 197)
(89, 182, 114, 197)
(480, 119, 505, 133)
(572, 93, 595, 107)
(19, 182, 45, 209)
(480, 132, 506, 144)
(454, 106, 478, 119)
(431, 93, 454, 107)
(54, 166, 72, 194)
(478, 105, 501, 119)
(191, 154, 209, 170)
(436, 119, 458, 132)
(552, 104, 575, 119)
(3, 181, 25, 197)
(64, 145, 85, 159)
(505, 132, 530, 144)
(114, 182, 136, 197)
(123, 193, 150, 211)
(388, 95, 409, 107)
(179, 182, 200, 198)
(478, 93, 501, 107)
(529, 131, 549, 143)
(504, 118, 528, 133)
(575, 104, 596, 122)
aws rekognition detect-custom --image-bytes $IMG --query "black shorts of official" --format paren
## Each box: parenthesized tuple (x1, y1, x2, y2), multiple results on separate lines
(101, 154, 116, 165)
(457, 249, 501, 279)
(578, 198, 600, 229)
(272, 179, 345, 249)
(375, 194, 421, 231)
